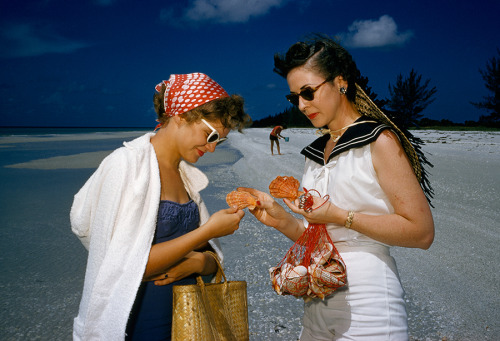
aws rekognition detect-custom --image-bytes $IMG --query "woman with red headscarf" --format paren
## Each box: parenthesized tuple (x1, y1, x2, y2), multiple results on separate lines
(71, 73, 251, 340)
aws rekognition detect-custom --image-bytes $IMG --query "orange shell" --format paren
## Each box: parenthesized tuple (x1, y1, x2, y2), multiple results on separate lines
(226, 190, 257, 210)
(269, 176, 301, 200)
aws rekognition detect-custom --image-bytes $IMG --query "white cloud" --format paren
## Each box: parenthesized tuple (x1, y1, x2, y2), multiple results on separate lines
(0, 23, 89, 58)
(163, 0, 288, 24)
(340, 15, 413, 48)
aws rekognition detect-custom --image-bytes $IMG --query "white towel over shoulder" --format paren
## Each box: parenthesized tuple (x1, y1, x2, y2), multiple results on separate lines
(70, 133, 222, 340)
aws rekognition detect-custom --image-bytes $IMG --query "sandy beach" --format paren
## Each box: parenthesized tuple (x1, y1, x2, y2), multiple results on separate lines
(0, 128, 498, 340)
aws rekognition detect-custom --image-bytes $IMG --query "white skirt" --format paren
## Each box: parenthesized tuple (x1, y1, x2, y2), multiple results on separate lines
(300, 244, 408, 341)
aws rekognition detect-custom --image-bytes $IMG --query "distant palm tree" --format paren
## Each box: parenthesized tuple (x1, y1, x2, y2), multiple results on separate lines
(386, 68, 437, 130)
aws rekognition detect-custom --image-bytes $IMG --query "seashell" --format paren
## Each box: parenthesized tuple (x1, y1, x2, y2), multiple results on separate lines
(269, 266, 280, 279)
(269, 176, 301, 200)
(269, 266, 283, 295)
(325, 253, 347, 275)
(307, 264, 338, 299)
(307, 277, 326, 300)
(280, 262, 293, 279)
(310, 264, 346, 288)
(226, 190, 257, 210)
(329, 252, 343, 263)
(282, 277, 308, 296)
(282, 269, 308, 296)
(276, 263, 308, 296)
(324, 262, 344, 275)
(311, 243, 333, 266)
(287, 265, 308, 278)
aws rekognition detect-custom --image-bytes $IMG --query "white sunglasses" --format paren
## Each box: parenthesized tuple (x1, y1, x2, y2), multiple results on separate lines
(201, 119, 227, 145)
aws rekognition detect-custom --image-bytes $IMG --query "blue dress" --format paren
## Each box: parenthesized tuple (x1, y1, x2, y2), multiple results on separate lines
(126, 200, 200, 340)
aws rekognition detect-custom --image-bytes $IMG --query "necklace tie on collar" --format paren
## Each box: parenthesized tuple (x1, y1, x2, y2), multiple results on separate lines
(316, 120, 377, 142)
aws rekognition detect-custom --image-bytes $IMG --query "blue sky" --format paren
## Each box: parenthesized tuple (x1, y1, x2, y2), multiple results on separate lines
(1, 0, 498, 127)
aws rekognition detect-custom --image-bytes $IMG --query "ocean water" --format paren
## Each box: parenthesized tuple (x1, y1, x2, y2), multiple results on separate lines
(0, 128, 250, 340)
(0, 127, 151, 136)
(0, 129, 145, 339)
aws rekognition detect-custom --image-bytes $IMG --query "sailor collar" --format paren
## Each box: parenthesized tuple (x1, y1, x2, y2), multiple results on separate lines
(301, 117, 391, 165)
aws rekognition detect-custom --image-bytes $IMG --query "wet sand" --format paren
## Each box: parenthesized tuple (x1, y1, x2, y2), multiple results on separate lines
(0, 129, 498, 340)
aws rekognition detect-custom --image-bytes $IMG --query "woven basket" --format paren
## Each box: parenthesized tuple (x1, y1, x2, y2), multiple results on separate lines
(172, 252, 249, 341)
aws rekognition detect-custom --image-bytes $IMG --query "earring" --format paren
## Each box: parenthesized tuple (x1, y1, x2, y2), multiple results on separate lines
(340, 87, 347, 95)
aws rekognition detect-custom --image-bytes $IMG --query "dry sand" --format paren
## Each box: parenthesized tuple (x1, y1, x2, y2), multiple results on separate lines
(0, 128, 498, 340)
(225, 128, 500, 340)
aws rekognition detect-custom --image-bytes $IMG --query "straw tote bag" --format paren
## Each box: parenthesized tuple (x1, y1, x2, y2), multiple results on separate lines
(171, 251, 249, 341)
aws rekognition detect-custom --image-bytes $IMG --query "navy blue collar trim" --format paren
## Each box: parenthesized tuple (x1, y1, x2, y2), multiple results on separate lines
(300, 117, 391, 165)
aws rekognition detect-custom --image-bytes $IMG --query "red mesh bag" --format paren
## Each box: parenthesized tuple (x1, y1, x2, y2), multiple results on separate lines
(269, 223, 347, 300)
(267, 175, 347, 300)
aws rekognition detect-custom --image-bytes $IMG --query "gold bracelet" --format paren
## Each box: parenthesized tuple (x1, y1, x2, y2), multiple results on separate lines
(345, 211, 354, 229)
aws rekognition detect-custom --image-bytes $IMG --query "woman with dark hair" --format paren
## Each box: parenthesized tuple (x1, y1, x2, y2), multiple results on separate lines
(71, 73, 252, 340)
(241, 36, 434, 340)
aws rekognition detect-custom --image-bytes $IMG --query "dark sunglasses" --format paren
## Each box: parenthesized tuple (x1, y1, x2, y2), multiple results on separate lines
(201, 119, 227, 145)
(286, 78, 331, 106)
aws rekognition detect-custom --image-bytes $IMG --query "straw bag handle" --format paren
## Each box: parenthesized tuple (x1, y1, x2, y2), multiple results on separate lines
(196, 251, 227, 286)
(195, 251, 231, 340)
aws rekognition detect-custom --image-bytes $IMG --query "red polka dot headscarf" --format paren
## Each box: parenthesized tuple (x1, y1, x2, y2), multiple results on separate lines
(155, 73, 229, 117)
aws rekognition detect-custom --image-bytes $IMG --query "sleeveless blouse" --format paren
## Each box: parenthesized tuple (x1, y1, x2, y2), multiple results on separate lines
(302, 143, 393, 247)
(299, 118, 409, 340)
(300, 117, 393, 246)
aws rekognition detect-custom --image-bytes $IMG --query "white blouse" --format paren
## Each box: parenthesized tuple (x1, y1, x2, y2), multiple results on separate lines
(301, 143, 393, 246)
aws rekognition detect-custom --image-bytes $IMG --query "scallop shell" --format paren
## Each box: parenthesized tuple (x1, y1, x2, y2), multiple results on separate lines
(287, 265, 308, 278)
(311, 243, 333, 266)
(226, 190, 257, 210)
(282, 265, 308, 296)
(269, 176, 301, 200)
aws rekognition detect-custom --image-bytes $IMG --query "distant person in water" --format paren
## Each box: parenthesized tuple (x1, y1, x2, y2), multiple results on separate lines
(269, 125, 286, 155)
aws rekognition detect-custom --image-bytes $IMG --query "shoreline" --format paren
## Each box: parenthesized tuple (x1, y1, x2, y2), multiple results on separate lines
(0, 128, 498, 340)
